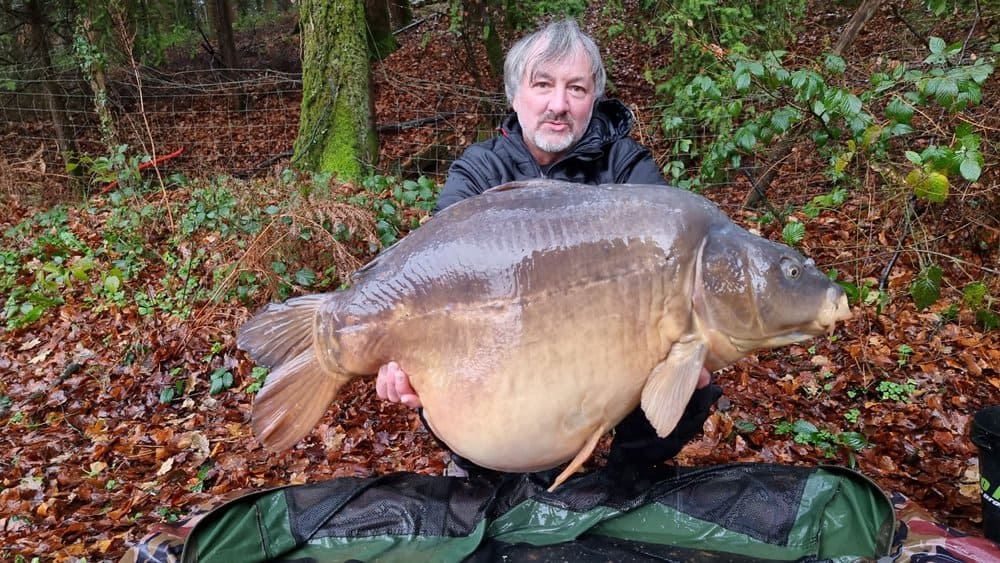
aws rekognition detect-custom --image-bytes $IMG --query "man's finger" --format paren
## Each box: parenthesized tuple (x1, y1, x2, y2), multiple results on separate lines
(376, 364, 389, 399)
(697, 368, 711, 388)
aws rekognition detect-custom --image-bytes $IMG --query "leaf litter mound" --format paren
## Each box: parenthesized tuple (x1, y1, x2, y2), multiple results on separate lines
(1, 3, 999, 560)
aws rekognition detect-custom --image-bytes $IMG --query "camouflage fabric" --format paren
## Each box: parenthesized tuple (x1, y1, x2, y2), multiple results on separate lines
(886, 491, 1000, 562)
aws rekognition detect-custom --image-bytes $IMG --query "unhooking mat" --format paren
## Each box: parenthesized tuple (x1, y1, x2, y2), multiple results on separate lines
(121, 462, 908, 562)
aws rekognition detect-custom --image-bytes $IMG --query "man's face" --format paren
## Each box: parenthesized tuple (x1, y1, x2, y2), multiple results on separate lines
(511, 46, 596, 166)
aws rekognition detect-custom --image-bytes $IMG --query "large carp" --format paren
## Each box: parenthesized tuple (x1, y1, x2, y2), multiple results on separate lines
(238, 180, 851, 490)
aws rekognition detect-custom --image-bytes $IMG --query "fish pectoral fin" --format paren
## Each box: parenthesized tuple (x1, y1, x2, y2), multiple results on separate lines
(252, 350, 351, 451)
(640, 340, 708, 438)
(548, 422, 611, 492)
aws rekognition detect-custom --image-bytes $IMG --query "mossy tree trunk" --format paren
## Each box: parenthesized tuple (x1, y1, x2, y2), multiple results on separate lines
(293, 0, 377, 179)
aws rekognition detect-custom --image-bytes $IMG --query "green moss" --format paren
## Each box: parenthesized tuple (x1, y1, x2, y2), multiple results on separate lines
(292, 0, 376, 179)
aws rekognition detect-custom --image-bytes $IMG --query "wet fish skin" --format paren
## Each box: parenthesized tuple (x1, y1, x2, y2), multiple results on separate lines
(238, 180, 851, 490)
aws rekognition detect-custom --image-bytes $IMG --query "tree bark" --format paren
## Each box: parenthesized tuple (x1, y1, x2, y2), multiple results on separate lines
(25, 0, 78, 172)
(388, 0, 412, 30)
(209, 0, 244, 109)
(77, 14, 119, 151)
(833, 0, 882, 56)
(293, 0, 377, 179)
(364, 0, 397, 60)
(453, 0, 504, 87)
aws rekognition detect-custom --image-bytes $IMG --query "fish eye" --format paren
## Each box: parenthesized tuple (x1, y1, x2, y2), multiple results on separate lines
(782, 259, 801, 279)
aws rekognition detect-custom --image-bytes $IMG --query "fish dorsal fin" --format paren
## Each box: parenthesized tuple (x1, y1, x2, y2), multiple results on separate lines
(641, 340, 708, 437)
(483, 179, 577, 194)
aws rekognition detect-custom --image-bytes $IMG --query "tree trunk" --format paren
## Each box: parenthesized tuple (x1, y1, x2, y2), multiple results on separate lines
(453, 0, 504, 87)
(389, 0, 412, 29)
(364, 0, 397, 60)
(293, 0, 377, 179)
(77, 14, 119, 151)
(210, 0, 244, 109)
(26, 0, 78, 172)
(833, 0, 882, 56)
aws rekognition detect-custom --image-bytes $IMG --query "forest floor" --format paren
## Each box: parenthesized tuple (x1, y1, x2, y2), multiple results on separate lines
(1, 2, 998, 560)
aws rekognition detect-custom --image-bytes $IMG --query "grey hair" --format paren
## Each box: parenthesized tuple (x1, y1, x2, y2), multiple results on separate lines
(503, 19, 606, 107)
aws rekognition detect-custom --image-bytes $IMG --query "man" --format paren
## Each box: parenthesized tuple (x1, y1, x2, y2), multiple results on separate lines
(378, 18, 721, 479)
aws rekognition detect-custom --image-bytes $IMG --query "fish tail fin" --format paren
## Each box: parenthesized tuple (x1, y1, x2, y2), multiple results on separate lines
(237, 294, 329, 367)
(237, 294, 352, 451)
(251, 350, 351, 451)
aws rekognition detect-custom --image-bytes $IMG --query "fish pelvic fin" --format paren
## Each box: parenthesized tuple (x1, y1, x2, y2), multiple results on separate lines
(641, 340, 707, 438)
(251, 350, 351, 451)
(237, 294, 329, 367)
(548, 421, 612, 492)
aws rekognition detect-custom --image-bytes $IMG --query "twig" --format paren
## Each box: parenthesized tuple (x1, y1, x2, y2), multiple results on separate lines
(377, 111, 460, 133)
(251, 150, 294, 174)
(890, 4, 927, 46)
(393, 17, 426, 35)
(113, 6, 174, 229)
(879, 194, 918, 291)
(959, 0, 981, 63)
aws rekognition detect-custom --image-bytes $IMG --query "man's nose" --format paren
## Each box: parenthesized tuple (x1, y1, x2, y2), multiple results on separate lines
(547, 86, 570, 114)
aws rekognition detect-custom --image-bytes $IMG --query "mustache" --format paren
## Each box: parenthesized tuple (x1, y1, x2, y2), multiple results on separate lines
(538, 112, 574, 126)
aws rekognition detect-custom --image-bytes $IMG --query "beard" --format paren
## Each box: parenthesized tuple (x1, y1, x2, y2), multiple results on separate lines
(531, 109, 590, 154)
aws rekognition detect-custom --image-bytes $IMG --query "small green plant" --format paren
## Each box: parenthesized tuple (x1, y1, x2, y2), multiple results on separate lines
(963, 282, 1000, 330)
(844, 408, 860, 425)
(191, 462, 213, 492)
(875, 379, 918, 402)
(350, 175, 439, 248)
(896, 344, 914, 366)
(159, 367, 186, 404)
(781, 221, 806, 246)
(774, 419, 868, 458)
(155, 506, 183, 523)
(245, 366, 269, 394)
(910, 265, 943, 311)
(209, 368, 234, 395)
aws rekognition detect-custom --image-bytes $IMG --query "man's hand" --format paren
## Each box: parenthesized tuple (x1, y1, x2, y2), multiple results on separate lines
(376, 361, 422, 409)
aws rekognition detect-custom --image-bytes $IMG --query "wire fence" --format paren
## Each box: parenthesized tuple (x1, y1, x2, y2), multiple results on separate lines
(0, 58, 812, 204)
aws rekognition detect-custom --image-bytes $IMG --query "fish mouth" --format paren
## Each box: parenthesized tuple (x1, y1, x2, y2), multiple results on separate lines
(818, 290, 852, 331)
(728, 291, 852, 353)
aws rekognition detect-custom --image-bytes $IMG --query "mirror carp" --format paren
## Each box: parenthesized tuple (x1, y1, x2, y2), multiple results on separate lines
(238, 180, 851, 490)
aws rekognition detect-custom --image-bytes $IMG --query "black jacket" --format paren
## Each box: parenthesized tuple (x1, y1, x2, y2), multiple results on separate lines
(435, 99, 665, 212)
